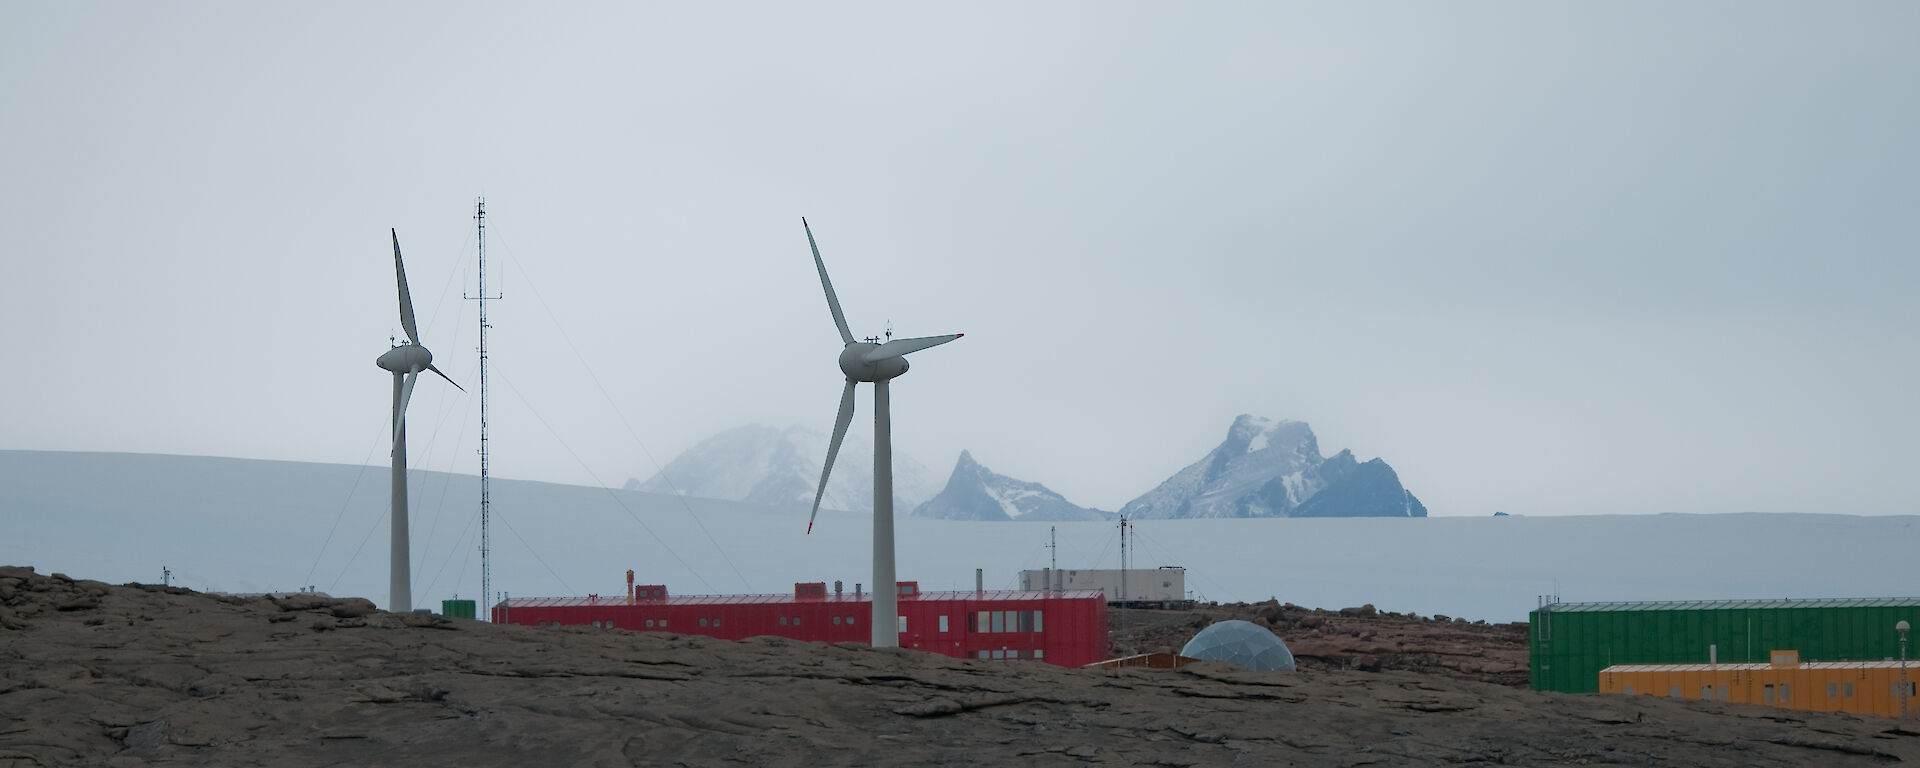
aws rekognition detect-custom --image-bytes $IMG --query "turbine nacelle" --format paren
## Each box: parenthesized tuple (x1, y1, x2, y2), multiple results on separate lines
(374, 231, 465, 394)
(839, 343, 908, 382)
(376, 343, 434, 374)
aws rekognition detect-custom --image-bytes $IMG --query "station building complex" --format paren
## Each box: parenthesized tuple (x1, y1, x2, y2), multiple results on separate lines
(493, 579, 1111, 669)
(1532, 596, 1919, 717)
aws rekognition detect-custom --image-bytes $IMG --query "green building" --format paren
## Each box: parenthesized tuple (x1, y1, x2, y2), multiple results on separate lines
(1530, 597, 1920, 694)
(441, 599, 477, 620)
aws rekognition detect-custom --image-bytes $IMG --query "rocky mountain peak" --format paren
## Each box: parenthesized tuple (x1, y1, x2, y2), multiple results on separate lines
(1225, 415, 1318, 457)
(1119, 416, 1424, 519)
(913, 451, 1110, 522)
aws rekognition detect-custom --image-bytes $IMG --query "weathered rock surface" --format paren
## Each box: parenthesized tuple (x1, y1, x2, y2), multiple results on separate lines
(1111, 600, 1532, 687)
(3, 564, 1917, 766)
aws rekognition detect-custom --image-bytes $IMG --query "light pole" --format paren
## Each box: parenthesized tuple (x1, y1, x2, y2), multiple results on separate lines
(1899, 620, 1911, 719)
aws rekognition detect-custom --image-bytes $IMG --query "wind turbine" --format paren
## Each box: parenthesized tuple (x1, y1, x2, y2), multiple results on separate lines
(802, 217, 962, 648)
(374, 229, 463, 613)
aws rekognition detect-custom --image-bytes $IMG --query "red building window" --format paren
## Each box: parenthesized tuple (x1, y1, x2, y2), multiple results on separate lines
(972, 610, 1043, 633)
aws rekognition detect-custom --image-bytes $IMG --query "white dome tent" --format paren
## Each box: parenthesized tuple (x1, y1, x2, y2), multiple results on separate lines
(1179, 620, 1297, 671)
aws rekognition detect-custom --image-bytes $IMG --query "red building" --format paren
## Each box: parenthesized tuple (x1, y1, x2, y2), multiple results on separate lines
(492, 580, 1111, 669)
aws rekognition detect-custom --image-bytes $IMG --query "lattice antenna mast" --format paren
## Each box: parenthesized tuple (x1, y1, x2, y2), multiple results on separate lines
(1115, 515, 1131, 651)
(464, 197, 503, 619)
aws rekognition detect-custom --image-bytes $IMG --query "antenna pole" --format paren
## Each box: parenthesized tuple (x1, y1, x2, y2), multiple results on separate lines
(464, 197, 503, 620)
(1118, 515, 1129, 652)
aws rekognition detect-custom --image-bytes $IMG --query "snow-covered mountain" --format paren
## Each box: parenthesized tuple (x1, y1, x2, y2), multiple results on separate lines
(1119, 415, 1426, 519)
(912, 451, 1111, 522)
(625, 424, 939, 514)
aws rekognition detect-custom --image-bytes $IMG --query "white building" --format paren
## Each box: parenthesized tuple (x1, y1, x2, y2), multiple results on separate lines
(1020, 567, 1188, 606)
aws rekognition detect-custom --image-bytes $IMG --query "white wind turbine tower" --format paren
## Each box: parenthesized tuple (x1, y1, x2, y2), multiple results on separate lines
(802, 217, 962, 648)
(374, 229, 464, 613)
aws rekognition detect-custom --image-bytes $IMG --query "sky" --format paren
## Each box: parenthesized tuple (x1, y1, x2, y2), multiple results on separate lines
(2, 2, 1915, 517)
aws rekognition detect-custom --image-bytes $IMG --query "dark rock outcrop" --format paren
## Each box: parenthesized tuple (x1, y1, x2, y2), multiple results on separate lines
(6, 563, 1917, 766)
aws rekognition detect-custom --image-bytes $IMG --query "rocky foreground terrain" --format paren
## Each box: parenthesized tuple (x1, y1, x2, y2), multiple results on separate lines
(1110, 601, 1529, 687)
(5, 566, 1919, 767)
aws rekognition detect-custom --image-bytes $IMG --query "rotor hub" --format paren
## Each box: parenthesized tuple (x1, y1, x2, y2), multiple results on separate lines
(839, 343, 908, 382)
(376, 343, 433, 374)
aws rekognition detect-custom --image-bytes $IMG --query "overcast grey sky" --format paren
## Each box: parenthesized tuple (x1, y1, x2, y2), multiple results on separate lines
(3, 2, 1915, 517)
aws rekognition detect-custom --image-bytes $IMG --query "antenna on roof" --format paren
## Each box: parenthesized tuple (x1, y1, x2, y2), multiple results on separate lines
(1118, 516, 1129, 651)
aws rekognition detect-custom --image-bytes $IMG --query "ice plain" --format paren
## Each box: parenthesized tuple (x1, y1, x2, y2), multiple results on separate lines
(2, 450, 1913, 623)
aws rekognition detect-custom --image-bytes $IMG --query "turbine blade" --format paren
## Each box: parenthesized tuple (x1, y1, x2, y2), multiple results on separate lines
(862, 333, 963, 362)
(425, 363, 466, 393)
(392, 229, 420, 345)
(393, 372, 419, 445)
(803, 218, 856, 346)
(808, 379, 858, 534)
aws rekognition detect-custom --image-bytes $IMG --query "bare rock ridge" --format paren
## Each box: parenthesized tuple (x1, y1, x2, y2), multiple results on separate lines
(911, 450, 1110, 521)
(1121, 415, 1427, 519)
(7, 564, 1917, 767)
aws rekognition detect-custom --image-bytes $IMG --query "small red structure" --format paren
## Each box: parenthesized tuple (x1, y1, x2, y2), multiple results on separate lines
(494, 580, 1110, 669)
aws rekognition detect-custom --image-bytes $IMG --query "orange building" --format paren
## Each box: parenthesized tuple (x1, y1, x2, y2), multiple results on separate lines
(1600, 650, 1918, 718)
